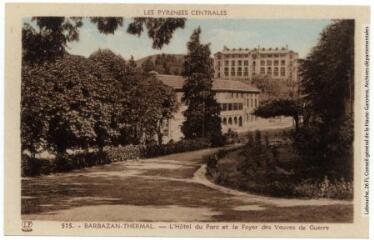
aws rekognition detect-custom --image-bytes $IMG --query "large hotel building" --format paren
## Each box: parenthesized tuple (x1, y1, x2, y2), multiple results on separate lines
(213, 46, 299, 83)
(152, 46, 299, 142)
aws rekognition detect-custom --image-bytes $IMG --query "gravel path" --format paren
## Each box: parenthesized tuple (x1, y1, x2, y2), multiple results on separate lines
(22, 148, 353, 222)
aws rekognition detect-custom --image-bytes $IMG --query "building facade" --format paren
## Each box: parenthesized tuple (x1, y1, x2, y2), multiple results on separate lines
(213, 46, 299, 83)
(156, 74, 260, 143)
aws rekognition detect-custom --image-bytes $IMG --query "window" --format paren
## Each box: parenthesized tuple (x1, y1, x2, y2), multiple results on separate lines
(239, 103, 243, 110)
(237, 67, 242, 76)
(233, 103, 238, 110)
(235, 93, 239, 98)
(238, 60, 242, 66)
(224, 67, 229, 76)
(281, 67, 286, 76)
(225, 60, 229, 66)
(231, 92, 234, 98)
(247, 99, 249, 107)
(223, 118, 227, 125)
(244, 67, 248, 76)
(244, 60, 249, 65)
(251, 98, 253, 107)
(231, 67, 235, 76)
(267, 60, 272, 66)
(267, 67, 272, 75)
(231, 60, 235, 66)
(260, 60, 265, 66)
(239, 116, 243, 127)
(222, 103, 227, 111)
(274, 60, 279, 65)
(274, 67, 279, 76)
(260, 67, 265, 74)
(228, 103, 232, 111)
(228, 117, 232, 125)
(255, 98, 258, 107)
(234, 117, 238, 125)
(281, 60, 286, 65)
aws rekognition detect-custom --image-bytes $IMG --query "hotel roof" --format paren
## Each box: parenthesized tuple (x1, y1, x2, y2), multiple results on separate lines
(156, 74, 260, 93)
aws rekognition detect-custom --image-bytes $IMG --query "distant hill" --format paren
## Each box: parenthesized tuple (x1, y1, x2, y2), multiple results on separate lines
(136, 54, 185, 75)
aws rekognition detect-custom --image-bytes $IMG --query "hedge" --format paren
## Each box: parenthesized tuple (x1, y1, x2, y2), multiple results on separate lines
(22, 138, 212, 176)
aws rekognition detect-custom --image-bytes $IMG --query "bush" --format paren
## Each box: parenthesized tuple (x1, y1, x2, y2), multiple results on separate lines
(53, 151, 110, 172)
(22, 138, 213, 177)
(105, 145, 143, 162)
(294, 177, 353, 200)
(22, 154, 52, 176)
(223, 129, 240, 145)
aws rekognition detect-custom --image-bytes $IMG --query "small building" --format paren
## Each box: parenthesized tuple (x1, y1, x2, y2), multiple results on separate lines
(156, 74, 261, 143)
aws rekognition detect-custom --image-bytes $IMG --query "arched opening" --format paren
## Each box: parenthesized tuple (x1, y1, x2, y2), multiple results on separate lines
(239, 116, 243, 127)
(228, 117, 232, 125)
(234, 116, 237, 125)
(223, 117, 227, 125)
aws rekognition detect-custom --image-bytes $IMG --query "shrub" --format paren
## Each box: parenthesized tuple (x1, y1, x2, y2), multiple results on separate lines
(23, 138, 213, 177)
(21, 154, 52, 176)
(105, 145, 143, 162)
(294, 177, 353, 200)
(223, 129, 240, 145)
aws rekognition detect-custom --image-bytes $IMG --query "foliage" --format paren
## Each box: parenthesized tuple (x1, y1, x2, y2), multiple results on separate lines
(294, 177, 353, 200)
(253, 99, 303, 131)
(21, 55, 117, 159)
(127, 76, 178, 145)
(297, 20, 354, 179)
(181, 27, 223, 145)
(22, 17, 83, 64)
(205, 141, 353, 200)
(22, 17, 186, 64)
(127, 18, 186, 49)
(251, 74, 281, 100)
(223, 129, 240, 144)
(141, 57, 155, 72)
(22, 138, 211, 176)
(88, 49, 178, 146)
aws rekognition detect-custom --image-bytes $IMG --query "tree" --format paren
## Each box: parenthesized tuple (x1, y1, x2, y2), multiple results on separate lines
(22, 17, 83, 64)
(251, 74, 281, 101)
(22, 17, 186, 64)
(126, 75, 178, 145)
(253, 99, 303, 131)
(88, 49, 143, 146)
(21, 55, 117, 167)
(297, 20, 354, 179)
(141, 57, 155, 72)
(181, 27, 222, 145)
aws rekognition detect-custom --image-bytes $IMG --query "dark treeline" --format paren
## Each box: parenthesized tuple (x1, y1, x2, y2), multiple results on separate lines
(22, 49, 178, 165)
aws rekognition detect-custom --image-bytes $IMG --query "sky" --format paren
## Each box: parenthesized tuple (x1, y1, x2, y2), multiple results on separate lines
(41, 18, 332, 60)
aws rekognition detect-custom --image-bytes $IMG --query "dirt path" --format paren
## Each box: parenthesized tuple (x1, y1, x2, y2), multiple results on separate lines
(22, 148, 353, 222)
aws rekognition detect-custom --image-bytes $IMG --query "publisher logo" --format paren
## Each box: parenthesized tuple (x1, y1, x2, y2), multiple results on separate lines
(21, 220, 33, 232)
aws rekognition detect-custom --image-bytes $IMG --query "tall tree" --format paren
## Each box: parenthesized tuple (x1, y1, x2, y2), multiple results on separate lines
(297, 20, 354, 179)
(181, 27, 222, 145)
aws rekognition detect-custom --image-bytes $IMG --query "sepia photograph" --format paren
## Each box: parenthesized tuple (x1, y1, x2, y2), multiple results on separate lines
(3, 3, 370, 237)
(20, 16, 355, 223)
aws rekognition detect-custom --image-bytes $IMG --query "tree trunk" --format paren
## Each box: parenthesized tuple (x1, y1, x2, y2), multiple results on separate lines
(294, 115, 299, 132)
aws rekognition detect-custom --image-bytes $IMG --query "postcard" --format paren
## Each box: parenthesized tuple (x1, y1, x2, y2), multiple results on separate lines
(4, 3, 370, 238)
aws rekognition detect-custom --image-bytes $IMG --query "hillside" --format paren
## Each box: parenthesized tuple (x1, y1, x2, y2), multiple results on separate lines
(136, 54, 185, 75)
